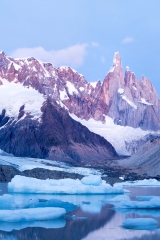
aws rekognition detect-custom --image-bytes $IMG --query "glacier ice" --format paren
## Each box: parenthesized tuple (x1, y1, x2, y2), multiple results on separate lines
(122, 218, 158, 230)
(8, 175, 125, 195)
(114, 178, 160, 188)
(80, 175, 102, 186)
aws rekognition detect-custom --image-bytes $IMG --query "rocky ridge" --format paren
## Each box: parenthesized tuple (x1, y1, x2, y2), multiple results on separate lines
(0, 51, 160, 131)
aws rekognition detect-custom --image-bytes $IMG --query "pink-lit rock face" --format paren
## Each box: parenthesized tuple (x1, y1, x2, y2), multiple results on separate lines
(0, 51, 160, 130)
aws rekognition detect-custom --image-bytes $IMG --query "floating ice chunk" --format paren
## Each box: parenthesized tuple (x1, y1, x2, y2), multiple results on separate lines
(105, 195, 130, 202)
(8, 175, 125, 195)
(0, 219, 66, 232)
(81, 175, 102, 186)
(114, 178, 160, 188)
(114, 196, 160, 209)
(136, 196, 157, 201)
(122, 218, 158, 230)
(0, 207, 66, 222)
(0, 194, 16, 210)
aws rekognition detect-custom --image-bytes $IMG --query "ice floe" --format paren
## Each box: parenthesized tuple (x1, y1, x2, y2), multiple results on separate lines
(8, 175, 125, 195)
(0, 207, 66, 222)
(122, 218, 159, 230)
(114, 178, 160, 188)
(114, 196, 160, 209)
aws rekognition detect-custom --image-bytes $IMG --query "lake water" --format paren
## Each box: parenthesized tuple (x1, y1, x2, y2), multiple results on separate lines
(0, 183, 160, 240)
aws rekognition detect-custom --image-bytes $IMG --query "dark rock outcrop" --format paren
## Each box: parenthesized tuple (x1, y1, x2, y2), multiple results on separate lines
(0, 100, 119, 162)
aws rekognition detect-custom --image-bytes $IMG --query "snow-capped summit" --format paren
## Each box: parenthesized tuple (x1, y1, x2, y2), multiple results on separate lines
(0, 50, 159, 160)
(0, 50, 160, 131)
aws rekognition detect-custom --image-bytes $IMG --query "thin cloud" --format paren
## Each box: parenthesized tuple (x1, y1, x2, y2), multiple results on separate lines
(12, 44, 88, 68)
(91, 42, 99, 47)
(122, 37, 134, 44)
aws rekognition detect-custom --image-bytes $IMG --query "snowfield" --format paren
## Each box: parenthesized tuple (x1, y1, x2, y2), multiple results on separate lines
(70, 113, 152, 156)
(0, 78, 45, 120)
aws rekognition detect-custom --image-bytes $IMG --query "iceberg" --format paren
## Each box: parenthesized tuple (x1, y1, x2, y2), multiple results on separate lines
(122, 218, 158, 230)
(8, 175, 125, 195)
(104, 195, 130, 202)
(0, 207, 66, 222)
(114, 178, 160, 188)
(115, 196, 160, 209)
(81, 175, 102, 186)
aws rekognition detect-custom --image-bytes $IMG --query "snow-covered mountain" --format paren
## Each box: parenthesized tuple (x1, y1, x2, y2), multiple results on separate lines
(1, 51, 160, 129)
(0, 50, 159, 159)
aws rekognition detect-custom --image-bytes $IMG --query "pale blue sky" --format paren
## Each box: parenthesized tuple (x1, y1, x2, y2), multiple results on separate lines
(1, 0, 160, 95)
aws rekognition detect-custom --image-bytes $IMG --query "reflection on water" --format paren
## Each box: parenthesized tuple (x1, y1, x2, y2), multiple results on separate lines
(0, 183, 160, 240)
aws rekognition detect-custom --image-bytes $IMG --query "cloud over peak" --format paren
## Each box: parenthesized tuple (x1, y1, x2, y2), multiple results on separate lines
(12, 44, 88, 68)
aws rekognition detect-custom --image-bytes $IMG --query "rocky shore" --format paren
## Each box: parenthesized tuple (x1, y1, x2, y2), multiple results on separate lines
(1, 163, 159, 186)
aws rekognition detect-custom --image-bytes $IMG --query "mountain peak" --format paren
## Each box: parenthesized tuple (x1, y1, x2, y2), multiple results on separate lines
(126, 66, 130, 71)
(0, 51, 5, 56)
(109, 52, 123, 75)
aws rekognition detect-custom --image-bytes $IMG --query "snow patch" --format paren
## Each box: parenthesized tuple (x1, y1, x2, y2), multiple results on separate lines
(90, 82, 97, 88)
(122, 95, 137, 109)
(0, 79, 44, 119)
(132, 86, 137, 91)
(118, 88, 124, 94)
(139, 98, 153, 106)
(59, 90, 69, 100)
(66, 81, 78, 95)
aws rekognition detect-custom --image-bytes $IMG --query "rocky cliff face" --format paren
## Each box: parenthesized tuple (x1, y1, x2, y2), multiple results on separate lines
(118, 136, 160, 177)
(0, 51, 160, 131)
(0, 99, 118, 162)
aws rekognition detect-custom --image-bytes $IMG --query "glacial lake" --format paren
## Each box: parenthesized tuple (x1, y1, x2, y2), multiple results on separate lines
(0, 183, 160, 240)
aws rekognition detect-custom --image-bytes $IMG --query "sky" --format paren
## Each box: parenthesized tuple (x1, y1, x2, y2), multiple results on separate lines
(1, 0, 160, 96)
